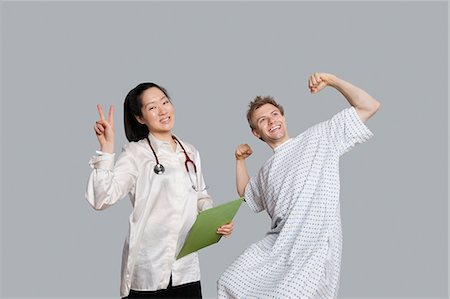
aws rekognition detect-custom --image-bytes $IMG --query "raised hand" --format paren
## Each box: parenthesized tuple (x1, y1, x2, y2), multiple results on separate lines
(235, 144, 253, 160)
(94, 104, 115, 153)
(235, 144, 252, 197)
(308, 72, 335, 94)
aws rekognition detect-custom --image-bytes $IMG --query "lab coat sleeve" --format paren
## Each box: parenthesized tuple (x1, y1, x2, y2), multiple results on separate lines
(194, 150, 213, 212)
(85, 144, 138, 210)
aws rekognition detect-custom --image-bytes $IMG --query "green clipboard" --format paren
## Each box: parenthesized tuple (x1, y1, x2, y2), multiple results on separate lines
(176, 197, 244, 259)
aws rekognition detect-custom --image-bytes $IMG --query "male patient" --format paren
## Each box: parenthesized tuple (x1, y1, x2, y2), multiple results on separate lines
(217, 72, 380, 298)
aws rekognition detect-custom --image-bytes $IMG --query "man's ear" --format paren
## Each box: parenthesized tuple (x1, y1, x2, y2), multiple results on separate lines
(252, 129, 261, 139)
(252, 128, 265, 142)
(135, 115, 145, 125)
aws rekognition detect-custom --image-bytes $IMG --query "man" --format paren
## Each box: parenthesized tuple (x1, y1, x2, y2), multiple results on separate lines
(217, 72, 380, 298)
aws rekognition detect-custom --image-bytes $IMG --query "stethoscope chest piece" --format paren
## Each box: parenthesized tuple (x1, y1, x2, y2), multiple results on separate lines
(146, 135, 206, 190)
(154, 163, 165, 175)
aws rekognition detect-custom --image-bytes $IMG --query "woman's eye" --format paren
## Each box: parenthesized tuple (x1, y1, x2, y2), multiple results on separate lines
(149, 106, 155, 111)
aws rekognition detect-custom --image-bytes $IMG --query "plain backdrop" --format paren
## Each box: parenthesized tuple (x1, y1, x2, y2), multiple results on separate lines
(1, 1, 448, 299)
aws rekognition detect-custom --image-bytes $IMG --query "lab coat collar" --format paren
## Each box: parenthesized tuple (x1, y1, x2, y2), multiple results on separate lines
(147, 132, 194, 156)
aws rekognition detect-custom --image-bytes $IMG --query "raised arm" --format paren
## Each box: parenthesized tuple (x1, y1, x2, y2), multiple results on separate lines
(235, 144, 253, 197)
(308, 73, 380, 123)
(87, 104, 137, 210)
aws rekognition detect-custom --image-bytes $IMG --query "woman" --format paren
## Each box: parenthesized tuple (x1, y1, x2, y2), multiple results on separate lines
(86, 83, 233, 298)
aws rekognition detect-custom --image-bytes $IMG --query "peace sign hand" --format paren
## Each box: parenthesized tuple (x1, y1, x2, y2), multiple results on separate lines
(93, 104, 115, 153)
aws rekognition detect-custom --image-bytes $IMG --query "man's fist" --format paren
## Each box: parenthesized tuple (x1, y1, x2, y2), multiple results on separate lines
(235, 144, 253, 160)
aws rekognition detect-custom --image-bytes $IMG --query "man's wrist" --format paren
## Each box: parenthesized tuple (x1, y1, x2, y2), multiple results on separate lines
(324, 73, 338, 87)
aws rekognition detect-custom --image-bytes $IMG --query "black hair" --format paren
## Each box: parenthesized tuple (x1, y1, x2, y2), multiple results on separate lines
(123, 82, 170, 142)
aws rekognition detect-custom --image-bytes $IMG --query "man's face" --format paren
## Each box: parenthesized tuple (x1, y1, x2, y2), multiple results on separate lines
(251, 103, 288, 147)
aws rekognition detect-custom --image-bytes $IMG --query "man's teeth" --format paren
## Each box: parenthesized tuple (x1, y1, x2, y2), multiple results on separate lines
(270, 125, 280, 132)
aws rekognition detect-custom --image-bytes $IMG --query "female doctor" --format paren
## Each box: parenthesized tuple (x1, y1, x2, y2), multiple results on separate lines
(86, 83, 233, 298)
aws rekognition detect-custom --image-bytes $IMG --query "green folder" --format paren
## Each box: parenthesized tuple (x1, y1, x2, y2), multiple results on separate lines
(177, 197, 244, 259)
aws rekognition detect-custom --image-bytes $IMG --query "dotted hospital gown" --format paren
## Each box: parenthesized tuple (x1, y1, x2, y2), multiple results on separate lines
(217, 107, 373, 299)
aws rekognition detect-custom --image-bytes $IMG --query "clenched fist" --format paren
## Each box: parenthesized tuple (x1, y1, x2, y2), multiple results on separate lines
(235, 144, 253, 160)
(308, 72, 336, 94)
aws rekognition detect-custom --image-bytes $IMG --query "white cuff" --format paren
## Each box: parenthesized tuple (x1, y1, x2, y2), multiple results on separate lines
(88, 151, 115, 170)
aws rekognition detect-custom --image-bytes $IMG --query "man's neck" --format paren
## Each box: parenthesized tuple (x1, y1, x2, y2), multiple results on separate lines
(268, 135, 291, 150)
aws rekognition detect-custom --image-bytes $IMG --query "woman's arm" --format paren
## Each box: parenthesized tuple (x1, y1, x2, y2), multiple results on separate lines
(86, 104, 137, 210)
(86, 145, 138, 210)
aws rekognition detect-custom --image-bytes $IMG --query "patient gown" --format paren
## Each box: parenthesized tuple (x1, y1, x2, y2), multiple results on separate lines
(217, 107, 373, 299)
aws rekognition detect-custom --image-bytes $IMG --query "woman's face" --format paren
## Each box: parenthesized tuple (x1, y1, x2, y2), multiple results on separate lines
(136, 87, 175, 136)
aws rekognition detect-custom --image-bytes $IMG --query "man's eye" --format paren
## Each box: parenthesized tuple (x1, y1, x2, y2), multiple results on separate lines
(163, 100, 169, 105)
(149, 106, 156, 111)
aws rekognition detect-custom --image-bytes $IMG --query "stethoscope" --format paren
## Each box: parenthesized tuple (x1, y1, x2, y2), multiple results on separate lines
(146, 135, 208, 192)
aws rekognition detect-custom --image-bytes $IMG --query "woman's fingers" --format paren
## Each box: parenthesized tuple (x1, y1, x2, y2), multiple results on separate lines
(94, 124, 102, 135)
(97, 104, 105, 120)
(94, 105, 115, 153)
(96, 120, 108, 130)
(108, 105, 114, 128)
(97, 104, 114, 128)
(94, 119, 114, 139)
(217, 223, 234, 237)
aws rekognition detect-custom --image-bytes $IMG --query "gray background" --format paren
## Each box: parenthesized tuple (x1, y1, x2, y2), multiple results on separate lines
(1, 1, 448, 298)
